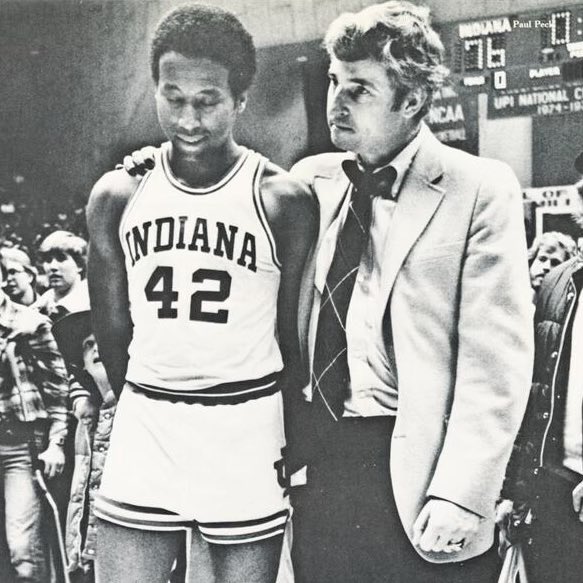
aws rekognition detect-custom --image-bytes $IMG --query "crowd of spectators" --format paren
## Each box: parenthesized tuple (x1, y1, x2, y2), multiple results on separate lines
(0, 174, 87, 262)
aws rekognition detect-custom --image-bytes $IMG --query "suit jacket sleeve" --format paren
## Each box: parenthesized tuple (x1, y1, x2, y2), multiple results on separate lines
(426, 161, 534, 518)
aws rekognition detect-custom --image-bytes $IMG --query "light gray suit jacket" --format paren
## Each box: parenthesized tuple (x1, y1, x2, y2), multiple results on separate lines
(291, 128, 534, 563)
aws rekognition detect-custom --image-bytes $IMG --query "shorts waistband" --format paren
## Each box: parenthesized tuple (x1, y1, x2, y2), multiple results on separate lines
(126, 371, 282, 406)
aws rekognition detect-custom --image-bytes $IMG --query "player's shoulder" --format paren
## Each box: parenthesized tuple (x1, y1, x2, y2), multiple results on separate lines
(90, 168, 143, 204)
(290, 152, 351, 184)
(258, 160, 318, 233)
(87, 168, 146, 224)
(261, 159, 314, 204)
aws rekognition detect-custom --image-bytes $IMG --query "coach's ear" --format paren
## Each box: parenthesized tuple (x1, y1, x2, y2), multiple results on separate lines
(116, 146, 157, 177)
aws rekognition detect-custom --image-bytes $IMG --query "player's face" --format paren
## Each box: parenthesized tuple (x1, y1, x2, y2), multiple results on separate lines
(530, 244, 567, 289)
(155, 52, 245, 160)
(42, 251, 82, 294)
(2, 260, 33, 301)
(327, 57, 419, 167)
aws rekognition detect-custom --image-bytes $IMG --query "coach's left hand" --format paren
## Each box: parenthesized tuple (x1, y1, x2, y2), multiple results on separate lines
(412, 498, 481, 554)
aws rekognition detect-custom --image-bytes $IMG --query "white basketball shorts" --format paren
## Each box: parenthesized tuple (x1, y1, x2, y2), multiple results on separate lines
(94, 383, 290, 544)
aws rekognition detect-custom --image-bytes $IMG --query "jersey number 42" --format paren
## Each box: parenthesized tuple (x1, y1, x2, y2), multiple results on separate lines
(145, 266, 231, 323)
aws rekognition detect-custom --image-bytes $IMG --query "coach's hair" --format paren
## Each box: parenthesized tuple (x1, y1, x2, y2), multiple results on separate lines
(150, 4, 256, 96)
(324, 1, 449, 118)
(38, 231, 88, 275)
(527, 231, 577, 265)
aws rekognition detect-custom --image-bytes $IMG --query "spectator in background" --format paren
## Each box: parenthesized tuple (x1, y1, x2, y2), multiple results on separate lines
(53, 311, 116, 583)
(498, 162, 583, 583)
(0, 247, 39, 306)
(528, 231, 576, 299)
(34, 231, 90, 321)
(0, 263, 69, 582)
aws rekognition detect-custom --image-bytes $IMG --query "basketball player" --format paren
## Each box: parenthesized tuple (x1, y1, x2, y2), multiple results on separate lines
(85, 5, 316, 583)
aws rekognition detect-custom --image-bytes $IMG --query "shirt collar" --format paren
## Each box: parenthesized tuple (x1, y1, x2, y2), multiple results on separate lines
(355, 123, 428, 200)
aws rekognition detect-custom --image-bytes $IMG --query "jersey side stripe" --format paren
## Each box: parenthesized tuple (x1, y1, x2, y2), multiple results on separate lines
(252, 156, 282, 269)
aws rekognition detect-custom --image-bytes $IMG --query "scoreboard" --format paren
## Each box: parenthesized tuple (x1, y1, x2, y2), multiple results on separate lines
(436, 5, 583, 118)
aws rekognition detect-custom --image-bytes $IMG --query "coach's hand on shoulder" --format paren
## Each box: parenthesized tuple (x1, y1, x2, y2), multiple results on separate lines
(412, 498, 481, 554)
(116, 145, 157, 177)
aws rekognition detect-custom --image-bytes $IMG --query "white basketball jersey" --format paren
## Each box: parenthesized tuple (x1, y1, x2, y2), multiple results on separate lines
(119, 144, 283, 399)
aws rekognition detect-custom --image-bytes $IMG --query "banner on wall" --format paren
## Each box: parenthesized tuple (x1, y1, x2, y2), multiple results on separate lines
(488, 81, 583, 118)
(426, 86, 479, 155)
(522, 184, 583, 239)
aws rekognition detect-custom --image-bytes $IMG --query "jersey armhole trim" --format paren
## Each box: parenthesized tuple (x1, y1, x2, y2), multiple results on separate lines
(118, 170, 154, 242)
(252, 157, 282, 270)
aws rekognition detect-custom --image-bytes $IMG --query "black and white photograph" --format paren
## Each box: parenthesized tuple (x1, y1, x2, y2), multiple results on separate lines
(0, 0, 582, 582)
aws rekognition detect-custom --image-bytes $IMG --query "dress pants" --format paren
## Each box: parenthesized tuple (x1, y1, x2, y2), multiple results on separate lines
(291, 415, 500, 583)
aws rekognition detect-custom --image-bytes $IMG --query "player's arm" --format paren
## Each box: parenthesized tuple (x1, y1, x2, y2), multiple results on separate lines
(260, 164, 318, 387)
(86, 170, 137, 398)
(260, 166, 318, 475)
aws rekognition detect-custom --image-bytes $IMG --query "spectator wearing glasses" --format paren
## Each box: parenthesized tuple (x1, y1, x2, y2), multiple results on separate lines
(0, 247, 39, 307)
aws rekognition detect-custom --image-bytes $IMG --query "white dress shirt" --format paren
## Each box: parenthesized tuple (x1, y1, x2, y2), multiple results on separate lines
(343, 126, 427, 417)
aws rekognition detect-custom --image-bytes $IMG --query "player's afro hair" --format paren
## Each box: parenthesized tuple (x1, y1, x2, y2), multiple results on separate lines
(150, 4, 256, 96)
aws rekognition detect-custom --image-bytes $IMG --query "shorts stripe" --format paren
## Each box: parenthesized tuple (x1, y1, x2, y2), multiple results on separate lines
(127, 371, 282, 405)
(198, 509, 290, 545)
(199, 509, 289, 529)
(94, 495, 192, 531)
(201, 524, 287, 545)
(94, 496, 289, 544)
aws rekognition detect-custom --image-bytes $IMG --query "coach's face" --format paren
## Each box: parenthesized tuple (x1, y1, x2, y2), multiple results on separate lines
(327, 56, 422, 167)
(155, 52, 246, 160)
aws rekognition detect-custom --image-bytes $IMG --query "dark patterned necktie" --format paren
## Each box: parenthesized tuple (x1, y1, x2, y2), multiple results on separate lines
(311, 160, 396, 420)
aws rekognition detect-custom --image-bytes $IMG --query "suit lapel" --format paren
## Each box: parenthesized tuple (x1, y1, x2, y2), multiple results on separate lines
(379, 134, 446, 303)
